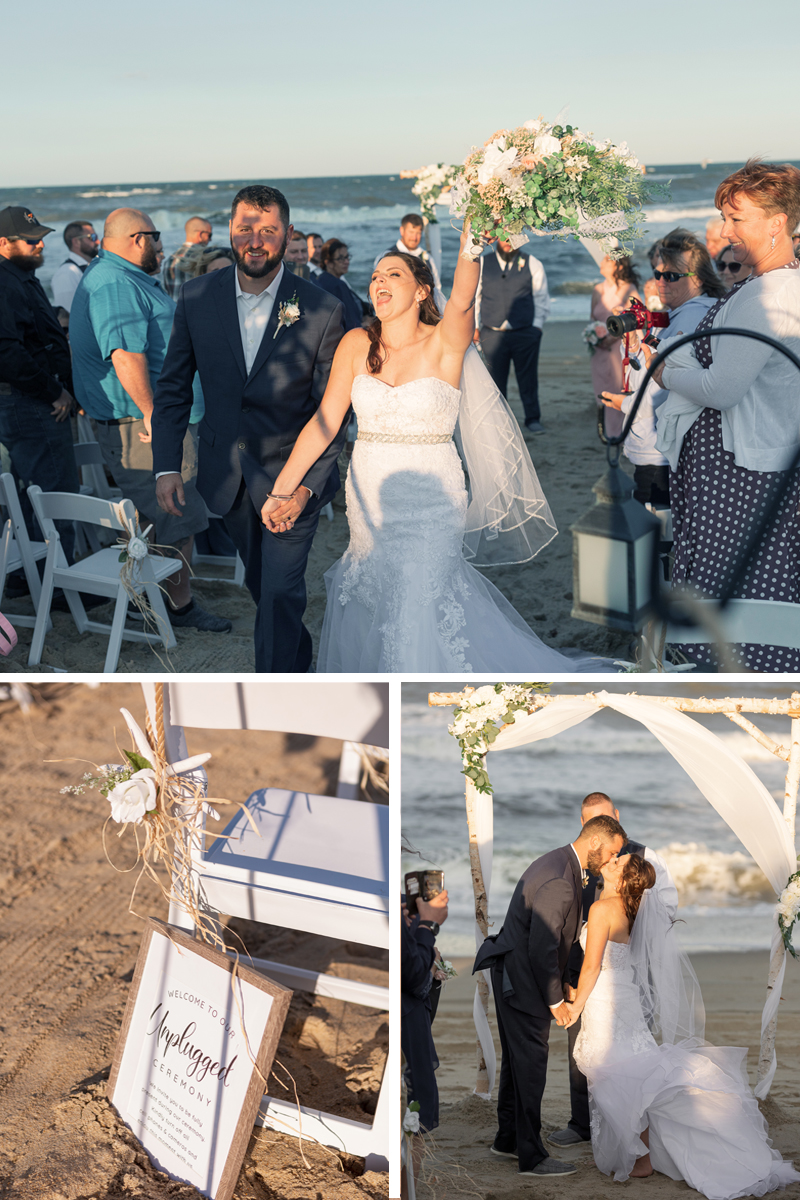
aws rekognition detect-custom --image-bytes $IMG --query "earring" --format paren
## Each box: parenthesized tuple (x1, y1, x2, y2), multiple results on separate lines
(771, 234, 776, 250)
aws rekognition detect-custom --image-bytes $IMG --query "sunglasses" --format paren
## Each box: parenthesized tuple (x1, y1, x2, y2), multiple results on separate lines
(653, 269, 697, 283)
(130, 230, 161, 241)
(81, 232, 99, 242)
(717, 261, 743, 273)
(11, 236, 43, 247)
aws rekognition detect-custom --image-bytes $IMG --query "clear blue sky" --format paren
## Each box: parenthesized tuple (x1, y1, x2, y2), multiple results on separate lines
(3, 0, 797, 187)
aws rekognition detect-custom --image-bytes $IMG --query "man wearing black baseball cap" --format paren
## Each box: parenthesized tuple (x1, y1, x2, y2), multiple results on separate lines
(0, 205, 80, 562)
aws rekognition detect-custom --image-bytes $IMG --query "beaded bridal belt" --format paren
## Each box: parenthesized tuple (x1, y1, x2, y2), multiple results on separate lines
(357, 431, 453, 444)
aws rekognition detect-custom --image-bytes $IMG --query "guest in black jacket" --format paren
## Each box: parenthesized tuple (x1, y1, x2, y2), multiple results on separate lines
(312, 239, 365, 331)
(401, 888, 449, 1134)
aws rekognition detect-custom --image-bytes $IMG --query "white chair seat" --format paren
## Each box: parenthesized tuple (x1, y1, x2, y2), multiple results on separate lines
(200, 789, 389, 946)
(55, 548, 178, 591)
(665, 598, 800, 649)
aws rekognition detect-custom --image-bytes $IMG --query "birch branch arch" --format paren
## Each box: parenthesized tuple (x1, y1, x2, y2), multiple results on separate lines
(428, 687, 800, 1102)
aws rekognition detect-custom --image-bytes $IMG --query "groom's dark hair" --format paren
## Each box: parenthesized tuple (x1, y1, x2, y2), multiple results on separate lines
(578, 814, 627, 844)
(230, 185, 290, 229)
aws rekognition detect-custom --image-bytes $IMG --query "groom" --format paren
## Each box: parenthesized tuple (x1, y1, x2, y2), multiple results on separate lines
(473, 814, 627, 1178)
(152, 184, 347, 672)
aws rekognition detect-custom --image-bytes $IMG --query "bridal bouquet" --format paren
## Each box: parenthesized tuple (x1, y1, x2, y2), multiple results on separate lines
(582, 320, 608, 352)
(449, 117, 667, 259)
(401, 163, 459, 223)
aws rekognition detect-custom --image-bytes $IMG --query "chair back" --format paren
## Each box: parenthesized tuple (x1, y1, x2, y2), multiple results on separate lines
(142, 681, 389, 764)
(28, 486, 136, 542)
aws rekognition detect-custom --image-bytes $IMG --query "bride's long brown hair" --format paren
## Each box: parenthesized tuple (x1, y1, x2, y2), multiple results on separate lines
(367, 252, 440, 375)
(619, 854, 657, 932)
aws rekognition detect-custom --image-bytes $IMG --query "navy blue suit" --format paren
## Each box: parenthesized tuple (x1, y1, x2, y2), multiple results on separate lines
(152, 263, 346, 672)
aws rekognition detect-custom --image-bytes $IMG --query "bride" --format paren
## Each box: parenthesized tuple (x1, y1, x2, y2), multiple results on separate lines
(565, 853, 800, 1198)
(262, 225, 601, 672)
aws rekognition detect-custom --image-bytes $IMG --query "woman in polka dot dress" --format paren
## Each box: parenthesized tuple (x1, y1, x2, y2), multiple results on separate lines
(651, 159, 800, 671)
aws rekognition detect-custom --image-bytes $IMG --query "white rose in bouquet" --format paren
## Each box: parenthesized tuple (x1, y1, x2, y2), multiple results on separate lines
(477, 139, 519, 186)
(126, 536, 149, 561)
(533, 134, 562, 158)
(107, 768, 158, 824)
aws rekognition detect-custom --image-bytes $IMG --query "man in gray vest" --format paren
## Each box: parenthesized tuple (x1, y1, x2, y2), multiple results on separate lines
(51, 220, 99, 328)
(476, 238, 550, 433)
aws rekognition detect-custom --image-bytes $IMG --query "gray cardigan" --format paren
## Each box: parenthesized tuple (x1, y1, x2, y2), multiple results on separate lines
(658, 267, 800, 472)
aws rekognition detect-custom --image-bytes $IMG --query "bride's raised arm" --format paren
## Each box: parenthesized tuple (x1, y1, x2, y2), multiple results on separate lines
(436, 224, 483, 362)
(261, 329, 364, 530)
(564, 903, 612, 1028)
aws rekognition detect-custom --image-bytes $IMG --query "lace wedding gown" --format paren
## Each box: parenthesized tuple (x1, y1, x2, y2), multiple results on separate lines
(573, 928, 800, 1199)
(316, 374, 601, 672)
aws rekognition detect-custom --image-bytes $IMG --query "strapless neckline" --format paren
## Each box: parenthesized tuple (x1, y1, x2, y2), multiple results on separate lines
(355, 374, 461, 396)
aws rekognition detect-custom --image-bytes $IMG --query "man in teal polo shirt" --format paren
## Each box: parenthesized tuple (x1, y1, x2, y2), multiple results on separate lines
(70, 207, 231, 633)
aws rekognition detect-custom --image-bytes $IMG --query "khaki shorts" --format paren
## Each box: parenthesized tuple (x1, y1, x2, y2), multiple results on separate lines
(93, 418, 208, 547)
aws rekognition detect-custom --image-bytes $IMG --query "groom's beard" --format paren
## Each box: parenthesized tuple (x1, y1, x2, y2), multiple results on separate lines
(586, 847, 606, 877)
(232, 233, 289, 278)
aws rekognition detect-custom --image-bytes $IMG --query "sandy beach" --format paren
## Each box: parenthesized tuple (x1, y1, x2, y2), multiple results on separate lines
(0, 321, 632, 672)
(0, 682, 389, 1199)
(413, 954, 800, 1200)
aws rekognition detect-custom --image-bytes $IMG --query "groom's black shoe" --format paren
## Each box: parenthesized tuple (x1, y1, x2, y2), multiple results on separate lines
(489, 1142, 517, 1159)
(519, 1158, 578, 1177)
(547, 1127, 591, 1147)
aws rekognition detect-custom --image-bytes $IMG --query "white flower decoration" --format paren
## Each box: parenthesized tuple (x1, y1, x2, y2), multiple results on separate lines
(107, 768, 158, 824)
(477, 139, 519, 186)
(274, 295, 302, 339)
(533, 134, 562, 159)
(126, 536, 149, 561)
(403, 1107, 421, 1134)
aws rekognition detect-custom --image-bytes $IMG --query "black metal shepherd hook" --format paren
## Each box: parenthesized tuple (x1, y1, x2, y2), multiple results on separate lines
(603, 326, 800, 631)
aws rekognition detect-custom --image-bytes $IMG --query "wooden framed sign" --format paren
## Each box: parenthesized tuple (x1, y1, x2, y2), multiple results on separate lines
(109, 918, 291, 1200)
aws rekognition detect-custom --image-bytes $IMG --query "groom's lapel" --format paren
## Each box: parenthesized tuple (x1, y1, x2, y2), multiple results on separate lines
(247, 267, 295, 384)
(213, 267, 247, 382)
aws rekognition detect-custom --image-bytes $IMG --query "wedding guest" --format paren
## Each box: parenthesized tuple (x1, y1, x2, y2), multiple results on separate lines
(313, 239, 364, 331)
(162, 216, 213, 298)
(475, 238, 551, 434)
(652, 159, 800, 671)
(705, 216, 726, 259)
(376, 213, 441, 290)
(601, 229, 724, 506)
(716, 244, 752, 289)
(589, 253, 641, 439)
(0, 205, 80, 562)
(70, 207, 231, 633)
(285, 230, 310, 279)
(401, 887, 449, 1138)
(51, 220, 99, 327)
(169, 243, 233, 286)
(642, 241, 665, 311)
(307, 231, 323, 275)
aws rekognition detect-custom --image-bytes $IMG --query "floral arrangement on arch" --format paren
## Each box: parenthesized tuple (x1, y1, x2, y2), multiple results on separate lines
(401, 163, 459, 223)
(448, 682, 551, 795)
(777, 860, 800, 958)
(449, 117, 667, 259)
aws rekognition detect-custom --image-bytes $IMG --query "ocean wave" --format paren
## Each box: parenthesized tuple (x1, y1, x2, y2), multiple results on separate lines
(654, 841, 773, 904)
(644, 205, 719, 222)
(77, 187, 164, 198)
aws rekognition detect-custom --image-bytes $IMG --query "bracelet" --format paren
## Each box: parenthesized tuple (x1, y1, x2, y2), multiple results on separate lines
(268, 491, 297, 500)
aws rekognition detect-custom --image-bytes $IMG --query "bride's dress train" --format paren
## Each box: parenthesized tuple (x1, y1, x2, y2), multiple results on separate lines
(317, 374, 600, 672)
(573, 928, 800, 1199)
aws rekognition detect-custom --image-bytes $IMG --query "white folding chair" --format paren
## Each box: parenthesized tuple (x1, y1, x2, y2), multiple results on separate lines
(27, 487, 181, 672)
(141, 681, 391, 1172)
(0, 472, 49, 631)
(75, 416, 124, 502)
(191, 501, 246, 587)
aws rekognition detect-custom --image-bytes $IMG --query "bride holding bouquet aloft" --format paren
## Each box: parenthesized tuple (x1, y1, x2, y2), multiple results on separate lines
(262, 119, 658, 672)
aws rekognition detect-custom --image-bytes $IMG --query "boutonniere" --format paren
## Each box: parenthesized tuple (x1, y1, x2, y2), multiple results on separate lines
(274, 293, 301, 339)
(517, 255, 526, 271)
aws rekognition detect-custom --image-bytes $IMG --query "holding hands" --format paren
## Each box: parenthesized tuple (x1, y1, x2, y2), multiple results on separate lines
(261, 485, 312, 532)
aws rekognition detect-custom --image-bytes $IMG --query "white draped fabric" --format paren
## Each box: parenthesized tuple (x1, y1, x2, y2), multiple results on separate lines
(471, 691, 796, 1098)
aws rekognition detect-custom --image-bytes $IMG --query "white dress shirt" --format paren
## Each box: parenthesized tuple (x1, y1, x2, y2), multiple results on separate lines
(51, 250, 91, 312)
(476, 249, 550, 330)
(236, 262, 285, 374)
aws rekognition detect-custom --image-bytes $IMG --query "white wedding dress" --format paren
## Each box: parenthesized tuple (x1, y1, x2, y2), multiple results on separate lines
(316, 373, 604, 672)
(573, 926, 800, 1199)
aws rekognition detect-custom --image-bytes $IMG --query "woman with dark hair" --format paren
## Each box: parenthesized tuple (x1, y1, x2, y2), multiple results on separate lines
(259, 228, 599, 672)
(589, 253, 642, 438)
(312, 238, 365, 331)
(715, 244, 752, 290)
(565, 854, 800, 1196)
(650, 159, 800, 670)
(601, 229, 723, 506)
